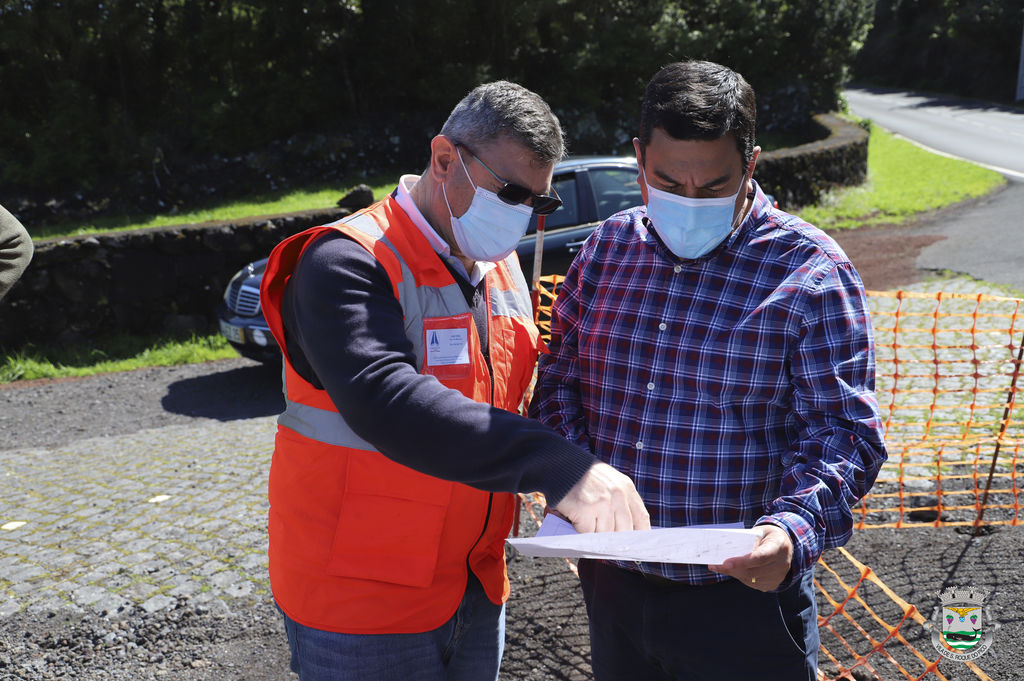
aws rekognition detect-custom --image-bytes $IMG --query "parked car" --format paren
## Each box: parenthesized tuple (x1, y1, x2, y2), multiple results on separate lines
(218, 258, 278, 363)
(217, 155, 775, 363)
(515, 155, 642, 281)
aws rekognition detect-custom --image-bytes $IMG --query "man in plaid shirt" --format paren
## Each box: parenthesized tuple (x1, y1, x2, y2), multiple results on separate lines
(533, 61, 887, 680)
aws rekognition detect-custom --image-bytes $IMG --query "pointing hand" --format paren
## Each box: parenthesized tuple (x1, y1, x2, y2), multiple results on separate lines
(553, 462, 651, 533)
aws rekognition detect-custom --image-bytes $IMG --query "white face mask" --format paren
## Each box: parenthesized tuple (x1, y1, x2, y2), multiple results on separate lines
(442, 152, 532, 262)
(641, 164, 744, 260)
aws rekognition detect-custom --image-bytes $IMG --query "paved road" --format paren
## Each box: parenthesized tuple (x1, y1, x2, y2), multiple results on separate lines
(910, 182, 1024, 294)
(844, 87, 1024, 179)
(845, 87, 1024, 295)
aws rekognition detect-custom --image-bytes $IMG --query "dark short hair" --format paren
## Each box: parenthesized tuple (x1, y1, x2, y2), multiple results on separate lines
(638, 61, 756, 167)
(440, 81, 565, 165)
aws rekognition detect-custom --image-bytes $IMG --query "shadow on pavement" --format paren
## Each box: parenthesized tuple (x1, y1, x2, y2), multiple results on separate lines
(162, 362, 284, 420)
(853, 85, 1024, 116)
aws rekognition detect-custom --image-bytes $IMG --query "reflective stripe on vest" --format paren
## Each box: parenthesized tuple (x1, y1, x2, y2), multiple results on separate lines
(279, 401, 374, 450)
(490, 284, 533, 322)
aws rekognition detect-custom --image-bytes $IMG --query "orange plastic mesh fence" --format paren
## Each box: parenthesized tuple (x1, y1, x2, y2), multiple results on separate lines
(533, 276, 1024, 530)
(517, 491, 994, 681)
(814, 546, 993, 681)
(859, 289, 1023, 529)
(532, 274, 563, 342)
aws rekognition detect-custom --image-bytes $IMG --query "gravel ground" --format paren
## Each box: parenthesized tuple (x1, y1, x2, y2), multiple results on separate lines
(1, 218, 1020, 681)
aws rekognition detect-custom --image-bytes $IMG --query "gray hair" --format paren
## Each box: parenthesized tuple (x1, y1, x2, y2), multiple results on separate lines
(440, 81, 565, 164)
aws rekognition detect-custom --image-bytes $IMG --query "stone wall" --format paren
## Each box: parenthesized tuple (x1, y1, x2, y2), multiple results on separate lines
(0, 114, 869, 352)
(0, 207, 351, 351)
(754, 113, 869, 209)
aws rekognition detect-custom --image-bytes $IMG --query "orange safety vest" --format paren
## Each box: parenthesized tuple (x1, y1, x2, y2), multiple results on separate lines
(260, 195, 543, 634)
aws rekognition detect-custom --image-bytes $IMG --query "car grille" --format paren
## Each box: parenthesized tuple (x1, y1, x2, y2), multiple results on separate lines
(228, 281, 262, 317)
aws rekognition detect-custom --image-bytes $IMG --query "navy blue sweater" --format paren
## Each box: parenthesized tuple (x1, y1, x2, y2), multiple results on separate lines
(280, 232, 595, 505)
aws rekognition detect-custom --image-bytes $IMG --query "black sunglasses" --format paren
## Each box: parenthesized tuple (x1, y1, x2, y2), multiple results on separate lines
(456, 143, 563, 216)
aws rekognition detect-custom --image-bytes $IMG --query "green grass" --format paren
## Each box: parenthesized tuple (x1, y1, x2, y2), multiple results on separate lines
(798, 122, 1005, 230)
(3, 122, 1009, 383)
(30, 175, 401, 240)
(0, 332, 238, 383)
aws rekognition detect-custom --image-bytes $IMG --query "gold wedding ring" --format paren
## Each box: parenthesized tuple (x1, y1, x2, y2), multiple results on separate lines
(751, 577, 757, 584)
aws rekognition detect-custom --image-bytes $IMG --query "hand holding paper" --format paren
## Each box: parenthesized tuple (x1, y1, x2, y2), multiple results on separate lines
(507, 514, 763, 565)
(708, 523, 794, 591)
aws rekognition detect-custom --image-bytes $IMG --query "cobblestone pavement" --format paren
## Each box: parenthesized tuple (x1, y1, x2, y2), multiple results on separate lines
(0, 418, 277, 620)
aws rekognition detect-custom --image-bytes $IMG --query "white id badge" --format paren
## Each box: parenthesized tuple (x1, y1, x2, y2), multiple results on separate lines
(423, 314, 474, 381)
(426, 327, 470, 367)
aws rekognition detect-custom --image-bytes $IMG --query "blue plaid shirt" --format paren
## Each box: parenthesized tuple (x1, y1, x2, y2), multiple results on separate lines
(533, 183, 887, 589)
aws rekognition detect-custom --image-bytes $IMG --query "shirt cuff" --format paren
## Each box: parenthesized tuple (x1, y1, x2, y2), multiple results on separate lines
(755, 511, 820, 592)
(538, 439, 599, 508)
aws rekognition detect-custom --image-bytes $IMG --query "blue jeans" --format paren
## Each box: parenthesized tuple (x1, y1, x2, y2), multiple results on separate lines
(279, 573, 505, 681)
(578, 559, 818, 681)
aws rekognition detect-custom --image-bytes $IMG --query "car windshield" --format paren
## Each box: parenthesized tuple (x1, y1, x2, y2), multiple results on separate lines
(591, 168, 641, 217)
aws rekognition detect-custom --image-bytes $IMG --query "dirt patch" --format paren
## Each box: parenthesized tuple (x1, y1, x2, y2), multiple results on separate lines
(826, 222, 946, 291)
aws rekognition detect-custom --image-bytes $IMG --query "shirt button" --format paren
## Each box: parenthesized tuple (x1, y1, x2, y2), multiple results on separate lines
(636, 441, 644, 450)
(673, 265, 682, 273)
(646, 382, 655, 391)
(658, 322, 667, 331)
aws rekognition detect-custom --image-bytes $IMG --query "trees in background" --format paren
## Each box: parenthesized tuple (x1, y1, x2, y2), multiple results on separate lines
(854, 0, 1024, 103)
(0, 0, 874, 202)
(0, 1, 365, 191)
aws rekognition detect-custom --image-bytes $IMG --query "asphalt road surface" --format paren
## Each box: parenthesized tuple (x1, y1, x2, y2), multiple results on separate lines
(845, 87, 1024, 295)
(844, 87, 1024, 179)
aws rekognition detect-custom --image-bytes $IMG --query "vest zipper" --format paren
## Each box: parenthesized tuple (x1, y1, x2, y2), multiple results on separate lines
(483, 277, 495, 404)
(466, 491, 495, 575)
(467, 276, 497, 580)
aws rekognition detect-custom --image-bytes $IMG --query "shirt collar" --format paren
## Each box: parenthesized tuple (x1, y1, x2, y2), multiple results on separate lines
(394, 174, 495, 286)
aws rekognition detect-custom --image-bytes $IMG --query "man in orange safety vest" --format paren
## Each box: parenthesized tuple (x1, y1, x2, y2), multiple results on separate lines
(260, 81, 649, 681)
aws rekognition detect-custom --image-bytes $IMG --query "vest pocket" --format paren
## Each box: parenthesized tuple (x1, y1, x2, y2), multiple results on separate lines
(326, 452, 454, 588)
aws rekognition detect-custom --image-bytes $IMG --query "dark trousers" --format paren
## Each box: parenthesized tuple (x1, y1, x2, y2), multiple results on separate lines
(577, 559, 818, 681)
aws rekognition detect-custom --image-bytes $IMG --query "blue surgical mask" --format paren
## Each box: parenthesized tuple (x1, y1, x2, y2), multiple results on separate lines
(641, 165, 744, 260)
(442, 152, 532, 262)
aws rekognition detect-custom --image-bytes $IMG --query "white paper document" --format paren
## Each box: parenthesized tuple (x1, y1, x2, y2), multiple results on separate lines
(507, 514, 762, 565)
